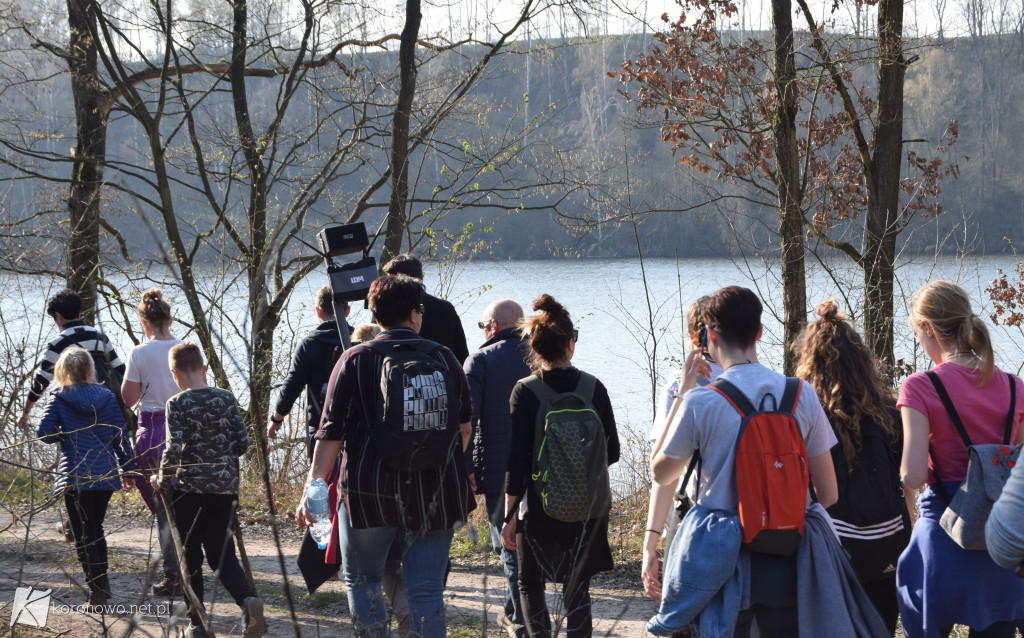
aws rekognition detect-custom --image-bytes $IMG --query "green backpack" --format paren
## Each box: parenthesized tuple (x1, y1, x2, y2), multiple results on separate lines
(523, 372, 611, 523)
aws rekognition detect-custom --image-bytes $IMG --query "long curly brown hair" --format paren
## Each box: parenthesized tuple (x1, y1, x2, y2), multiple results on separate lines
(793, 300, 898, 472)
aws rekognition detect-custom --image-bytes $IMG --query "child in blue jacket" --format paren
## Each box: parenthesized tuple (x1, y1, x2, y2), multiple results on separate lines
(36, 347, 136, 607)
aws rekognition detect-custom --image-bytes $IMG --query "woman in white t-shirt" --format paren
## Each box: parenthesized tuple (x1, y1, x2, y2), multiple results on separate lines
(651, 286, 838, 637)
(642, 297, 720, 600)
(121, 287, 182, 596)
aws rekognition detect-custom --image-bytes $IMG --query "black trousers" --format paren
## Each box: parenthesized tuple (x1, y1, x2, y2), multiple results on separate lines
(516, 531, 592, 638)
(64, 490, 113, 595)
(172, 492, 254, 622)
(734, 552, 798, 638)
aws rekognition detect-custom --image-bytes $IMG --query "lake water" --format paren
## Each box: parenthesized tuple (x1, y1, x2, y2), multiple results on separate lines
(4, 254, 1024, 445)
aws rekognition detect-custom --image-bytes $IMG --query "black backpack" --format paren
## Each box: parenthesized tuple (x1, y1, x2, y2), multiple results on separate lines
(88, 350, 119, 395)
(826, 412, 911, 581)
(522, 372, 611, 523)
(365, 339, 460, 472)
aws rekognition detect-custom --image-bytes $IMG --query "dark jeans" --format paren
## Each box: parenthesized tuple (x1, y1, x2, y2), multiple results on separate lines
(65, 490, 113, 595)
(172, 491, 254, 623)
(485, 493, 524, 632)
(516, 531, 592, 638)
(734, 552, 797, 638)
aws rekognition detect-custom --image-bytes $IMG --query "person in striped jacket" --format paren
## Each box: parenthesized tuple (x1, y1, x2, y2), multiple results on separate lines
(18, 289, 125, 430)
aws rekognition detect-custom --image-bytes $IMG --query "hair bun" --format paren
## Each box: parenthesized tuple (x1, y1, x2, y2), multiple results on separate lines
(532, 294, 570, 324)
(816, 299, 844, 323)
(142, 287, 164, 306)
(532, 294, 556, 313)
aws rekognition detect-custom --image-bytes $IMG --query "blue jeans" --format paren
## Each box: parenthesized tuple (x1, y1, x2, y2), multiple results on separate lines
(486, 493, 525, 634)
(338, 505, 453, 638)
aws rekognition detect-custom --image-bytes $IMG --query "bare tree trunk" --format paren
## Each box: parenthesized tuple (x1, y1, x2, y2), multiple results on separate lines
(231, 0, 273, 450)
(383, 0, 422, 264)
(864, 0, 906, 373)
(66, 0, 105, 320)
(772, 0, 807, 374)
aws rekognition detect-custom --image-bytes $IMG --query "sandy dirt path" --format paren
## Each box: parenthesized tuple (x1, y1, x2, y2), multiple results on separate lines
(1, 508, 657, 637)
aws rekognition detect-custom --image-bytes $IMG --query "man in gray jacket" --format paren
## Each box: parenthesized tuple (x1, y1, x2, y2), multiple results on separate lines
(464, 299, 530, 638)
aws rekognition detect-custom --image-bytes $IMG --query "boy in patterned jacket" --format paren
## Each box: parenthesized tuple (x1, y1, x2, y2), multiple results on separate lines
(154, 342, 266, 638)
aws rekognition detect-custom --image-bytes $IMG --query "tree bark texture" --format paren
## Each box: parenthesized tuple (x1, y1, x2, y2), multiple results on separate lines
(382, 0, 422, 265)
(66, 0, 105, 320)
(231, 0, 273, 453)
(864, 0, 906, 373)
(772, 0, 807, 375)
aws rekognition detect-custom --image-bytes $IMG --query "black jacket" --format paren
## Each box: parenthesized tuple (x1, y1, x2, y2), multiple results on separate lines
(274, 320, 349, 460)
(419, 293, 469, 364)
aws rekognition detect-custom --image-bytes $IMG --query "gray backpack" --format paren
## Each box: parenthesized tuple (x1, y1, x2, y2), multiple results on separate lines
(523, 372, 611, 523)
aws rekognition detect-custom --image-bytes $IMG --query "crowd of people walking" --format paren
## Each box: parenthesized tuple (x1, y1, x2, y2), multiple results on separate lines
(15, 260, 1024, 638)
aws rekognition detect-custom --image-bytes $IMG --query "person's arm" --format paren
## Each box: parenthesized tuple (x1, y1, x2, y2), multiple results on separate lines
(642, 481, 676, 599)
(462, 354, 485, 477)
(500, 492, 519, 550)
(652, 451, 689, 485)
(103, 394, 137, 489)
(157, 397, 184, 490)
(121, 380, 142, 409)
(450, 308, 469, 364)
(901, 406, 931, 492)
(296, 438, 344, 525)
(808, 451, 838, 508)
(21, 346, 58, 428)
(594, 379, 620, 465)
(34, 399, 61, 443)
(228, 395, 251, 456)
(270, 340, 313, 437)
(651, 350, 706, 461)
(986, 460, 1024, 568)
(501, 382, 534, 550)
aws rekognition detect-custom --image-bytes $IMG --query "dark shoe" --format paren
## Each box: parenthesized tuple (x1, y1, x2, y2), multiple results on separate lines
(153, 571, 181, 596)
(86, 589, 109, 613)
(242, 596, 266, 638)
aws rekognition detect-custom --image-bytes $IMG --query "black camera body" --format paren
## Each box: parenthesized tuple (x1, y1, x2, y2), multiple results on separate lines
(316, 224, 369, 259)
(328, 256, 378, 303)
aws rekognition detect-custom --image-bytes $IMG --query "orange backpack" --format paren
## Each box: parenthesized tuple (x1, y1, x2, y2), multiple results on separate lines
(710, 377, 809, 555)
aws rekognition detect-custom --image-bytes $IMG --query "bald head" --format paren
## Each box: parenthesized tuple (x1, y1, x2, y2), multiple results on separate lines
(485, 299, 524, 332)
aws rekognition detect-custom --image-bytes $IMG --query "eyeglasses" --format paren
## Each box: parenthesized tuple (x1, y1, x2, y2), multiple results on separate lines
(477, 318, 493, 330)
(416, 304, 425, 315)
(571, 328, 579, 342)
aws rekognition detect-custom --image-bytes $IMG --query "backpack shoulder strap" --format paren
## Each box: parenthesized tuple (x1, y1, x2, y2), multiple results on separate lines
(709, 378, 755, 417)
(778, 377, 802, 415)
(1003, 372, 1016, 446)
(574, 371, 598, 403)
(925, 370, 973, 449)
(521, 374, 557, 405)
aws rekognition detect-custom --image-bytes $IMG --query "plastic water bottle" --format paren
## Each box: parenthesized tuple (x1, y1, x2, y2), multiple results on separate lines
(305, 478, 332, 550)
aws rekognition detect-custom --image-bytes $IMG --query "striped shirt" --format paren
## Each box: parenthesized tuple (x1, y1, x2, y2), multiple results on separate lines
(316, 327, 475, 531)
(28, 320, 125, 403)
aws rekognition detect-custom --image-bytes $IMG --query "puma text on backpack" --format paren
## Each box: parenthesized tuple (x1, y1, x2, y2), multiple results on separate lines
(367, 339, 460, 472)
(523, 372, 611, 523)
(826, 413, 911, 581)
(711, 377, 809, 555)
